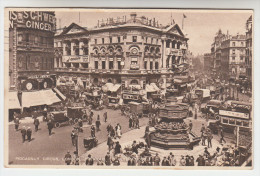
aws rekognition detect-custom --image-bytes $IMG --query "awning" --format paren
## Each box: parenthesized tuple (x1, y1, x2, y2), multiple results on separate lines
(9, 92, 21, 109)
(102, 83, 121, 92)
(42, 90, 61, 105)
(22, 90, 61, 108)
(146, 83, 160, 92)
(53, 88, 66, 101)
(146, 84, 156, 92)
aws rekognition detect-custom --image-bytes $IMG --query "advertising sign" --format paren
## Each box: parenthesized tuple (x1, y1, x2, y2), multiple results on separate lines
(219, 110, 250, 119)
(9, 11, 56, 32)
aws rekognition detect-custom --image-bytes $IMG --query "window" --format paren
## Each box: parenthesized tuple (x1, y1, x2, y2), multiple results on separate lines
(131, 58, 138, 65)
(241, 42, 244, 46)
(132, 36, 137, 42)
(151, 38, 153, 44)
(156, 39, 158, 45)
(34, 36, 38, 44)
(146, 37, 148, 43)
(155, 62, 159, 69)
(118, 61, 121, 69)
(232, 42, 235, 46)
(150, 62, 153, 70)
(102, 38, 105, 44)
(25, 33, 29, 43)
(110, 37, 112, 43)
(117, 37, 121, 43)
(166, 40, 170, 48)
(144, 61, 147, 69)
(240, 56, 243, 61)
(95, 61, 98, 69)
(109, 61, 113, 69)
(232, 49, 235, 54)
(95, 39, 97, 44)
(232, 57, 235, 60)
(102, 61, 106, 69)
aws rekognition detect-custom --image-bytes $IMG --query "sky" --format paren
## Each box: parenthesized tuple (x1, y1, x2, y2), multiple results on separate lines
(55, 9, 252, 56)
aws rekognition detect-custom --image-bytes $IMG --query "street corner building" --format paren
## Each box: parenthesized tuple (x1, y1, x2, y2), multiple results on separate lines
(54, 12, 190, 101)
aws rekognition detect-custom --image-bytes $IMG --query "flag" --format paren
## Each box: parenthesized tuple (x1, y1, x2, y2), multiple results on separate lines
(183, 14, 187, 18)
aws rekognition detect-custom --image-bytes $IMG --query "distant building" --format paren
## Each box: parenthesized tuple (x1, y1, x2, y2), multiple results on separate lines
(203, 53, 213, 73)
(245, 15, 252, 83)
(9, 11, 56, 91)
(221, 34, 246, 80)
(54, 13, 189, 95)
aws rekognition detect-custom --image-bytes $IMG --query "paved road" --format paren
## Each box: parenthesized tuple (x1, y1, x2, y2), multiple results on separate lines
(8, 108, 148, 165)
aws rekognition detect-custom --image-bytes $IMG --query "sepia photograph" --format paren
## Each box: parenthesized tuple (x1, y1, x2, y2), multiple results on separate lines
(4, 8, 253, 169)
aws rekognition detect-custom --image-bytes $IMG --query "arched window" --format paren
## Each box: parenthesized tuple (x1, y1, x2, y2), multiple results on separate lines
(107, 78, 112, 83)
(130, 79, 139, 85)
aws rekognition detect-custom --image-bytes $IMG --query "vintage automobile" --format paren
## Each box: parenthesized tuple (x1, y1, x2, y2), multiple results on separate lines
(128, 101, 144, 117)
(201, 99, 223, 119)
(195, 89, 211, 102)
(107, 96, 120, 109)
(84, 92, 102, 110)
(207, 119, 221, 134)
(67, 106, 88, 123)
(49, 111, 73, 128)
(83, 137, 98, 150)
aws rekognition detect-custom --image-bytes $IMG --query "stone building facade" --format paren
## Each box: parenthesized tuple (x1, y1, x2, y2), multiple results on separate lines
(54, 13, 189, 93)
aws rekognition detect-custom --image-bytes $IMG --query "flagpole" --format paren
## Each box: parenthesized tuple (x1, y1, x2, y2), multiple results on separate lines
(182, 15, 184, 30)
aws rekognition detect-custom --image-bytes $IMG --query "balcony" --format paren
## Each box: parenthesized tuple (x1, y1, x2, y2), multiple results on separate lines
(130, 64, 140, 70)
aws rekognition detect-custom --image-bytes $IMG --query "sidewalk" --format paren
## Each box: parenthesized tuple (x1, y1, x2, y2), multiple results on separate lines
(9, 116, 44, 125)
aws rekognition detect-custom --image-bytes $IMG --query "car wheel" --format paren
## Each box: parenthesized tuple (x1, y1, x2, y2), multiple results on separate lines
(55, 122, 60, 128)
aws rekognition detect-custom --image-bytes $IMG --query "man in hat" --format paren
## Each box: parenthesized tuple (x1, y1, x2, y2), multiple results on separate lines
(207, 129, 213, 148)
(71, 129, 78, 146)
(85, 154, 94, 165)
(196, 155, 205, 166)
(132, 140, 138, 154)
(161, 156, 170, 166)
(189, 120, 193, 131)
(14, 117, 20, 131)
(153, 153, 161, 166)
(107, 134, 114, 152)
(21, 126, 27, 143)
(103, 111, 108, 123)
(96, 115, 101, 132)
(26, 127, 32, 142)
(220, 128, 226, 144)
(146, 155, 153, 166)
(47, 120, 53, 136)
(91, 125, 96, 137)
(204, 147, 210, 158)
(114, 141, 121, 156)
(105, 152, 112, 166)
(33, 116, 40, 132)
(64, 151, 72, 165)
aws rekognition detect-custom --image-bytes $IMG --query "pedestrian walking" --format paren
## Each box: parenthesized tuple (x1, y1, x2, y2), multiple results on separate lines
(201, 131, 206, 146)
(26, 127, 32, 142)
(103, 112, 108, 123)
(129, 116, 133, 128)
(14, 117, 20, 131)
(220, 128, 226, 144)
(196, 155, 205, 166)
(33, 117, 40, 132)
(153, 153, 161, 166)
(85, 154, 94, 165)
(96, 115, 101, 132)
(91, 125, 96, 138)
(105, 152, 112, 166)
(161, 157, 170, 166)
(21, 126, 26, 143)
(64, 151, 72, 165)
(47, 120, 53, 136)
(207, 130, 213, 148)
(135, 116, 140, 129)
(71, 129, 77, 146)
(115, 123, 122, 139)
(114, 141, 121, 156)
(168, 152, 176, 166)
(107, 134, 114, 151)
(145, 131, 151, 149)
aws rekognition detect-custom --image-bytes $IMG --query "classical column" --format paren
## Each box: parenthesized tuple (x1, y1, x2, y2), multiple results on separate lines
(63, 42, 67, 56)
(71, 40, 75, 56)
(79, 40, 84, 55)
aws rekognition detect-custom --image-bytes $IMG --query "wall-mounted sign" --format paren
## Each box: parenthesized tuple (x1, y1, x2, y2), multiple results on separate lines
(9, 11, 56, 32)
(219, 110, 250, 119)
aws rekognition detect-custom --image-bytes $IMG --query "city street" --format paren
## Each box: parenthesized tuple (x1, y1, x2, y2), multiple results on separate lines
(8, 108, 149, 165)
